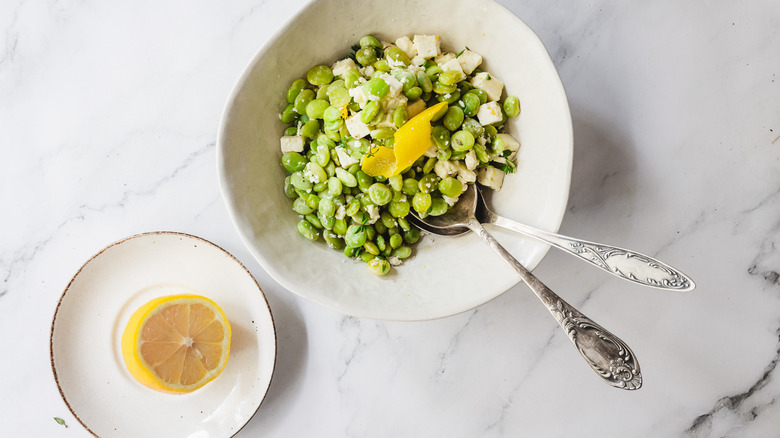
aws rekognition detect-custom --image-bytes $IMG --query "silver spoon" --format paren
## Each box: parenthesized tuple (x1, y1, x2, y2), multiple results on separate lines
(423, 186, 695, 291)
(411, 184, 642, 390)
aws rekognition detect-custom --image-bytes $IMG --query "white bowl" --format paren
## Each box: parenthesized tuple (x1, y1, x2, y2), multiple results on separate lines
(217, 0, 572, 321)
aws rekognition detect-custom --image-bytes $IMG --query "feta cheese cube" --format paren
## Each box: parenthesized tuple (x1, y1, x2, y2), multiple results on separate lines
(411, 55, 426, 66)
(476, 101, 503, 126)
(413, 34, 440, 58)
(331, 58, 358, 77)
(470, 72, 504, 101)
(280, 135, 304, 153)
(423, 144, 438, 158)
(453, 161, 477, 183)
(335, 147, 359, 167)
(440, 58, 465, 81)
(406, 99, 427, 118)
(348, 86, 369, 108)
(395, 36, 417, 58)
(442, 195, 459, 206)
(464, 150, 478, 170)
(345, 113, 370, 139)
(478, 167, 506, 190)
(382, 94, 408, 112)
(496, 133, 520, 160)
(435, 52, 456, 66)
(334, 204, 346, 220)
(366, 204, 380, 224)
(457, 49, 482, 75)
(434, 159, 458, 179)
(378, 73, 403, 98)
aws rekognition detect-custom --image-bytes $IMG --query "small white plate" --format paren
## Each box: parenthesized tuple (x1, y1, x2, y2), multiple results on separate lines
(50, 232, 276, 437)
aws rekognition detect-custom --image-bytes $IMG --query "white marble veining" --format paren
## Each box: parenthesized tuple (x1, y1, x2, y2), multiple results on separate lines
(1, 0, 778, 436)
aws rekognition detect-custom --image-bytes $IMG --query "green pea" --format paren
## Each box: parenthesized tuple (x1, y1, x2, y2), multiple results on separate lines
(343, 246, 356, 257)
(312, 181, 327, 192)
(323, 106, 342, 122)
(359, 251, 374, 263)
(363, 241, 380, 255)
(416, 71, 433, 93)
(437, 89, 460, 104)
(389, 233, 403, 249)
(439, 70, 463, 86)
(293, 197, 314, 215)
(391, 245, 412, 259)
(386, 46, 410, 65)
(345, 197, 361, 216)
(305, 99, 329, 120)
(344, 224, 368, 248)
(484, 124, 498, 141)
(328, 86, 351, 109)
(431, 103, 449, 121)
(451, 130, 475, 152)
(361, 101, 381, 124)
(376, 235, 387, 252)
(281, 104, 296, 124)
(504, 96, 521, 117)
(436, 148, 452, 161)
(300, 119, 320, 138)
(333, 218, 348, 236)
(438, 177, 462, 198)
(388, 200, 410, 218)
(363, 77, 390, 100)
(305, 162, 327, 184)
(428, 197, 448, 216)
(370, 127, 394, 139)
(402, 178, 419, 196)
(425, 65, 443, 81)
(356, 47, 377, 66)
(393, 106, 408, 128)
(433, 81, 457, 95)
(467, 88, 488, 104)
(344, 69, 362, 88)
(327, 176, 343, 196)
(422, 157, 437, 174)
(463, 118, 484, 138)
(284, 126, 298, 136)
(443, 106, 464, 131)
(316, 85, 329, 100)
(373, 59, 390, 72)
(323, 230, 344, 249)
(368, 183, 392, 205)
(374, 220, 388, 235)
(307, 65, 334, 86)
(281, 152, 306, 173)
(283, 176, 297, 199)
(303, 193, 320, 210)
(404, 86, 423, 100)
(404, 228, 420, 244)
(356, 171, 373, 191)
(318, 198, 336, 217)
(397, 217, 412, 232)
(336, 168, 358, 187)
(462, 92, 481, 117)
(474, 144, 490, 164)
(305, 213, 323, 229)
(394, 71, 416, 91)
(492, 135, 506, 155)
(290, 171, 312, 191)
(359, 35, 381, 48)
(318, 211, 335, 229)
(286, 78, 307, 104)
(367, 258, 390, 275)
(297, 220, 319, 241)
(293, 89, 315, 114)
(418, 174, 439, 193)
(431, 125, 451, 149)
(387, 174, 403, 192)
(412, 192, 432, 213)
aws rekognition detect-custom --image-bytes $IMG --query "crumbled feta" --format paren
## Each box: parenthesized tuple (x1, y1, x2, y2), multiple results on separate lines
(348, 86, 369, 108)
(280, 136, 304, 153)
(366, 204, 380, 224)
(434, 159, 458, 179)
(476, 101, 503, 126)
(388, 256, 402, 266)
(407, 64, 425, 75)
(383, 94, 408, 112)
(465, 150, 478, 170)
(478, 167, 506, 190)
(379, 73, 403, 98)
(411, 55, 426, 66)
(453, 161, 477, 183)
(413, 34, 440, 58)
(443, 195, 459, 206)
(423, 144, 438, 158)
(332, 58, 358, 77)
(406, 99, 427, 118)
(303, 162, 321, 183)
(435, 52, 456, 66)
(440, 57, 465, 81)
(387, 56, 406, 68)
(497, 133, 520, 161)
(335, 147, 359, 167)
(457, 49, 482, 75)
(335, 205, 346, 220)
(345, 113, 370, 138)
(470, 72, 504, 101)
(395, 36, 417, 58)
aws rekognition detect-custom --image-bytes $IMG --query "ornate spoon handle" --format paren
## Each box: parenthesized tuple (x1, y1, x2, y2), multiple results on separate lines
(489, 215, 694, 291)
(466, 217, 642, 390)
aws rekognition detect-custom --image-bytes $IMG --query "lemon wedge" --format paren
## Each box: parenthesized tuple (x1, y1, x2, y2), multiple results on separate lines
(120, 294, 231, 394)
(361, 102, 447, 177)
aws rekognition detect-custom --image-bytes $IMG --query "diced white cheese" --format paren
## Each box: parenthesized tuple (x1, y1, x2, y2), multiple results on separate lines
(407, 64, 425, 75)
(388, 256, 402, 266)
(280, 136, 304, 153)
(387, 56, 406, 68)
(406, 99, 427, 118)
(335, 147, 359, 167)
(383, 94, 408, 112)
(378, 73, 403, 98)
(470, 72, 504, 102)
(395, 36, 417, 58)
(442, 195, 460, 206)
(476, 101, 503, 126)
(435, 52, 456, 66)
(334, 204, 346, 220)
(345, 113, 370, 138)
(457, 49, 482, 75)
(359, 65, 375, 78)
(453, 161, 477, 183)
(434, 159, 458, 179)
(412, 34, 440, 58)
(331, 58, 358, 77)
(366, 204, 380, 224)
(465, 150, 478, 170)
(478, 167, 506, 190)
(423, 144, 438, 158)
(411, 55, 426, 66)
(348, 86, 369, 108)
(496, 133, 520, 161)
(440, 58, 465, 81)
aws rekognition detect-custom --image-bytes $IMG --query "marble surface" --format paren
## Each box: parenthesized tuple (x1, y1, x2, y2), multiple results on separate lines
(1, 0, 778, 436)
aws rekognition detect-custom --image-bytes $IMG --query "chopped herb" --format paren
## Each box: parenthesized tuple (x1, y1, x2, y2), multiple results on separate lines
(456, 49, 465, 58)
(500, 160, 516, 174)
(501, 150, 511, 158)
(486, 74, 491, 80)
(54, 417, 68, 428)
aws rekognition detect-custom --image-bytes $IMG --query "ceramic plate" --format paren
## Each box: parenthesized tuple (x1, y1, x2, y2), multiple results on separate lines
(218, 0, 573, 321)
(50, 232, 276, 437)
